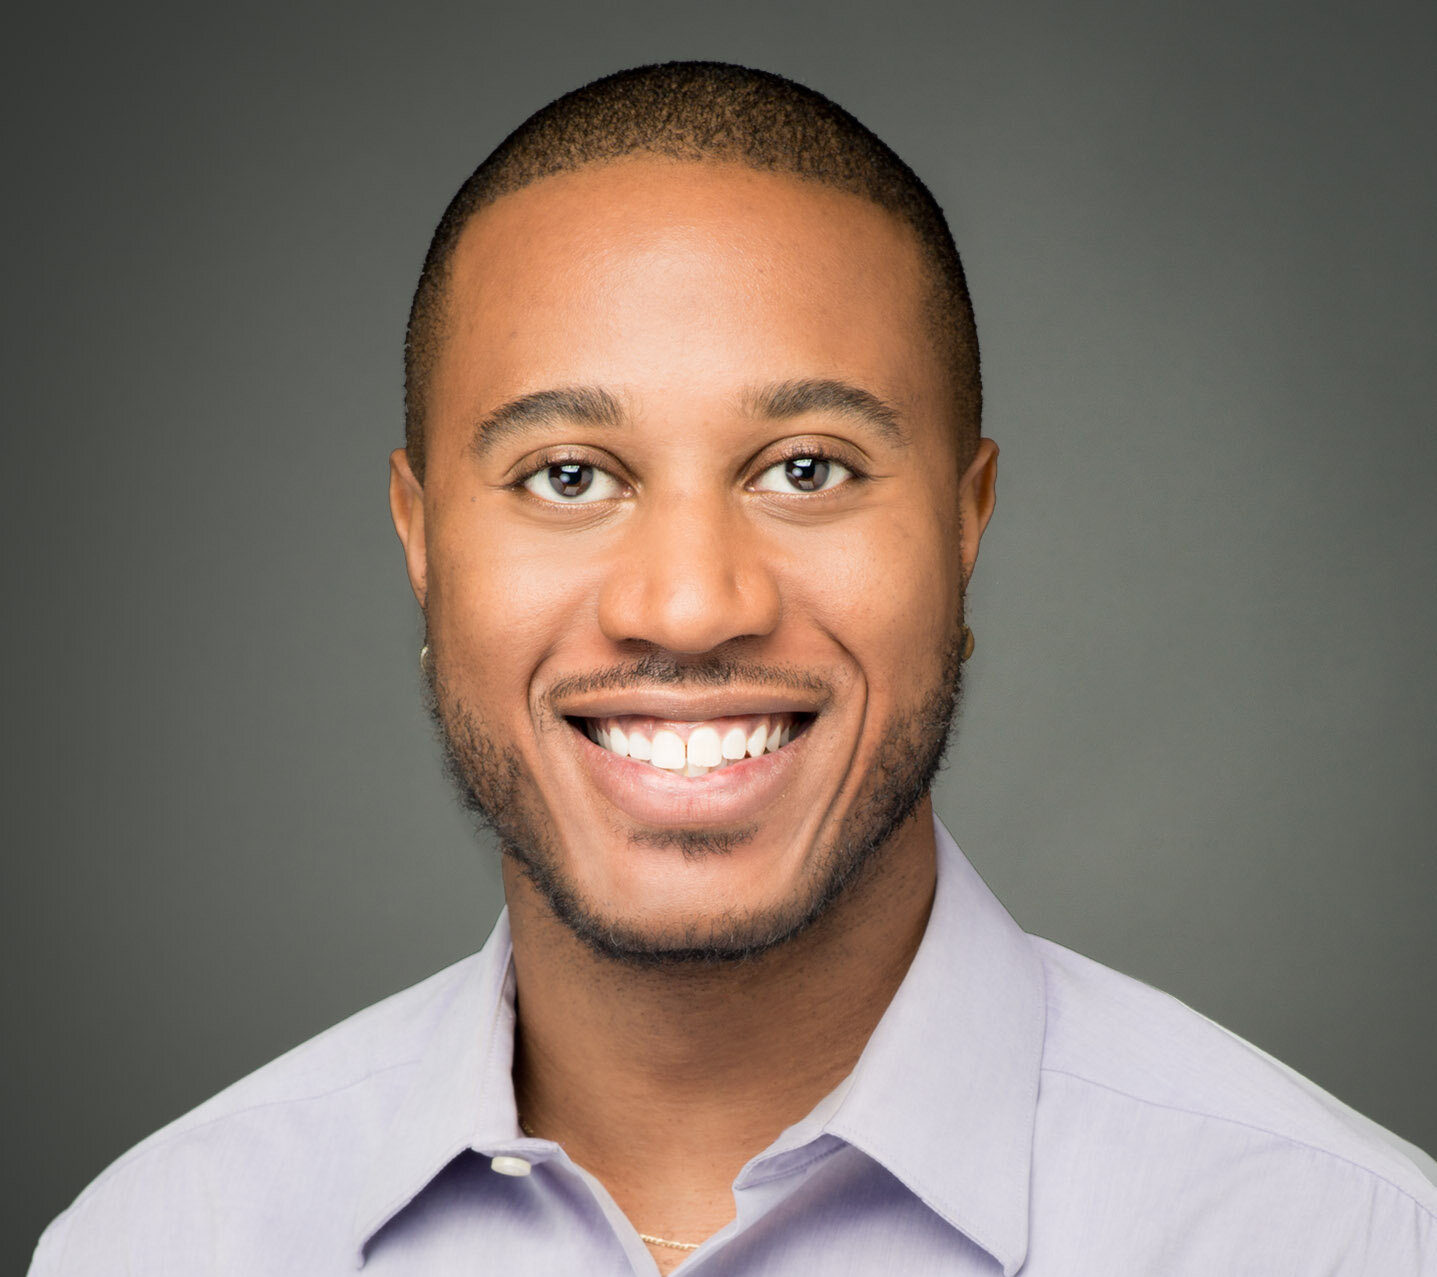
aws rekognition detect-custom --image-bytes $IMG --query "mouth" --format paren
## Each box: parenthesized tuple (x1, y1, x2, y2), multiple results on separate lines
(570, 712, 813, 778)
(557, 702, 819, 828)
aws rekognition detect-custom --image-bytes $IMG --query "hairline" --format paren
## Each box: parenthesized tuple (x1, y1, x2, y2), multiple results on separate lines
(409, 154, 974, 479)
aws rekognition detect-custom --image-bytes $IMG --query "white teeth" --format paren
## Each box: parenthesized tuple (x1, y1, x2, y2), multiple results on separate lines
(588, 715, 800, 774)
(746, 723, 768, 758)
(651, 729, 686, 771)
(686, 725, 722, 768)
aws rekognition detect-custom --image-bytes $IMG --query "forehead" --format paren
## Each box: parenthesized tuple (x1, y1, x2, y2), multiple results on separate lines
(430, 158, 943, 440)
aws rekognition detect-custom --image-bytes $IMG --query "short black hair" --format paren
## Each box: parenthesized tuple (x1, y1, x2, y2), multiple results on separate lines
(403, 61, 980, 481)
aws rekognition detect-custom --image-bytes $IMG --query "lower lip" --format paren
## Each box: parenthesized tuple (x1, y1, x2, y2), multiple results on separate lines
(567, 721, 809, 827)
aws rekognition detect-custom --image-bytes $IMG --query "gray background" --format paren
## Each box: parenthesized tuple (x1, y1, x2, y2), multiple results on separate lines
(5, 0, 1433, 1267)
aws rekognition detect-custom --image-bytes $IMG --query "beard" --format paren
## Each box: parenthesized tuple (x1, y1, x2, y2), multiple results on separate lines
(425, 633, 964, 968)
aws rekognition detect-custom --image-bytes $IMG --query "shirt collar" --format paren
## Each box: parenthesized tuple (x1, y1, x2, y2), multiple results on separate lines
(353, 815, 1045, 1274)
(818, 816, 1046, 1276)
(352, 914, 525, 1265)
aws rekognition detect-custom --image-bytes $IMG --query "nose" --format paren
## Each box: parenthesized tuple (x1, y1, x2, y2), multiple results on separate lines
(596, 494, 781, 654)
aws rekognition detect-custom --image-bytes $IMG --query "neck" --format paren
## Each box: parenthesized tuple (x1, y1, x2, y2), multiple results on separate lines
(503, 802, 938, 1243)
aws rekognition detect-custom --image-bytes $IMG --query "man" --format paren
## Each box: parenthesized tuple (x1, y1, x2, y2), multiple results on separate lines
(32, 61, 1435, 1276)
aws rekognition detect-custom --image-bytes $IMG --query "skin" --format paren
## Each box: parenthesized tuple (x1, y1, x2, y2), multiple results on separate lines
(389, 158, 997, 1272)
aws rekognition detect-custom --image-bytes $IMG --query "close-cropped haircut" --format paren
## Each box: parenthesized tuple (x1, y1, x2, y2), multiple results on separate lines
(403, 61, 981, 482)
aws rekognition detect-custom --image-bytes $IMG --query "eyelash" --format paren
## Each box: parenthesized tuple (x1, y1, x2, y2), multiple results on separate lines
(511, 449, 626, 491)
(510, 444, 868, 501)
(757, 443, 867, 487)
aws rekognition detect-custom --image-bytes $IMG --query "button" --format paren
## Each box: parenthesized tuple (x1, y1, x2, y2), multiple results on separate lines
(490, 1155, 533, 1177)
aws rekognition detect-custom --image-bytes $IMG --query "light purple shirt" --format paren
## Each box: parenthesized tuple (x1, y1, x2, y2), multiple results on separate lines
(32, 819, 1437, 1274)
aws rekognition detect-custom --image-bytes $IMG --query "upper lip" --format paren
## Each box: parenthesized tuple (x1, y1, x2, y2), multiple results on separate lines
(552, 687, 825, 722)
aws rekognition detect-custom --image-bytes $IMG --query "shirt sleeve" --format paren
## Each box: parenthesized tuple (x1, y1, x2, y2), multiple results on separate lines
(28, 1212, 72, 1277)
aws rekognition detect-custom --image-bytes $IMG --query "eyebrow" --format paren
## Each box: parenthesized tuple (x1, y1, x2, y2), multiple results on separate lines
(468, 376, 908, 459)
(470, 386, 625, 459)
(745, 378, 908, 445)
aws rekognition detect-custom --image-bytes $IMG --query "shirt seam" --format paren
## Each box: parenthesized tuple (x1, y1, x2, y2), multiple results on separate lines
(1041, 1065, 1437, 1222)
(56, 1058, 421, 1222)
(737, 1137, 845, 1188)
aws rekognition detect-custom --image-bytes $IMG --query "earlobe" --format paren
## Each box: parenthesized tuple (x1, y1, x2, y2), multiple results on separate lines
(388, 448, 428, 608)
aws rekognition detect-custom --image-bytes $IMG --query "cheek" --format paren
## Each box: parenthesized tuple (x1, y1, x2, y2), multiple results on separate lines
(775, 502, 961, 686)
(427, 506, 601, 701)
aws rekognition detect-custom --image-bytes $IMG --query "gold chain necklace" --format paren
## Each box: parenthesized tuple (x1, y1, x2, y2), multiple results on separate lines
(637, 1232, 701, 1253)
(517, 1117, 702, 1252)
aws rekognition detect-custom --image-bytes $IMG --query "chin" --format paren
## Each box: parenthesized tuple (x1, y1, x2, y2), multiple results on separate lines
(512, 845, 845, 968)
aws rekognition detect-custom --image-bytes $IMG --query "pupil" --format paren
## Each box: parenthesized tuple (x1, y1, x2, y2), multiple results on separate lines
(785, 457, 829, 491)
(548, 463, 592, 498)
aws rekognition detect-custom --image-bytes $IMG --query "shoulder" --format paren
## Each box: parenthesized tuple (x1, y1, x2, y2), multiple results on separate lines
(29, 955, 480, 1276)
(1029, 937, 1436, 1270)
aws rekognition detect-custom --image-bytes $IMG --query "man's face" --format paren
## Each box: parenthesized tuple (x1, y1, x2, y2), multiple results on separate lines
(391, 159, 997, 961)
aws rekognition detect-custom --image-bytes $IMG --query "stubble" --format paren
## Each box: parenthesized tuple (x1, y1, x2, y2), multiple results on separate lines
(424, 635, 963, 967)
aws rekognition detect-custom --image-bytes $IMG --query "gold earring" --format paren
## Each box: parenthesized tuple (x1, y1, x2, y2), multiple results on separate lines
(419, 644, 432, 675)
(961, 625, 975, 662)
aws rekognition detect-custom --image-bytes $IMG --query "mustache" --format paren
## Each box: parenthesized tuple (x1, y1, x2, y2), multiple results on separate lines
(543, 651, 834, 704)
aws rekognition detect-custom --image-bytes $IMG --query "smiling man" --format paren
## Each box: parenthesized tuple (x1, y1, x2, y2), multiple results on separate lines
(32, 61, 1435, 1277)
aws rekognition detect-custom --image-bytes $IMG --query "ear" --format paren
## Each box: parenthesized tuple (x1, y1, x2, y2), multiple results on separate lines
(389, 448, 428, 608)
(957, 437, 999, 587)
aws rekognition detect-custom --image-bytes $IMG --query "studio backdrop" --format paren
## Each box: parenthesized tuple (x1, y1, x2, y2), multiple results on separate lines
(5, 1, 1433, 1269)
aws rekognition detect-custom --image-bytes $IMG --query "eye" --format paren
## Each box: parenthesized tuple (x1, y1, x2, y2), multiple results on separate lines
(752, 454, 853, 494)
(522, 461, 625, 504)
